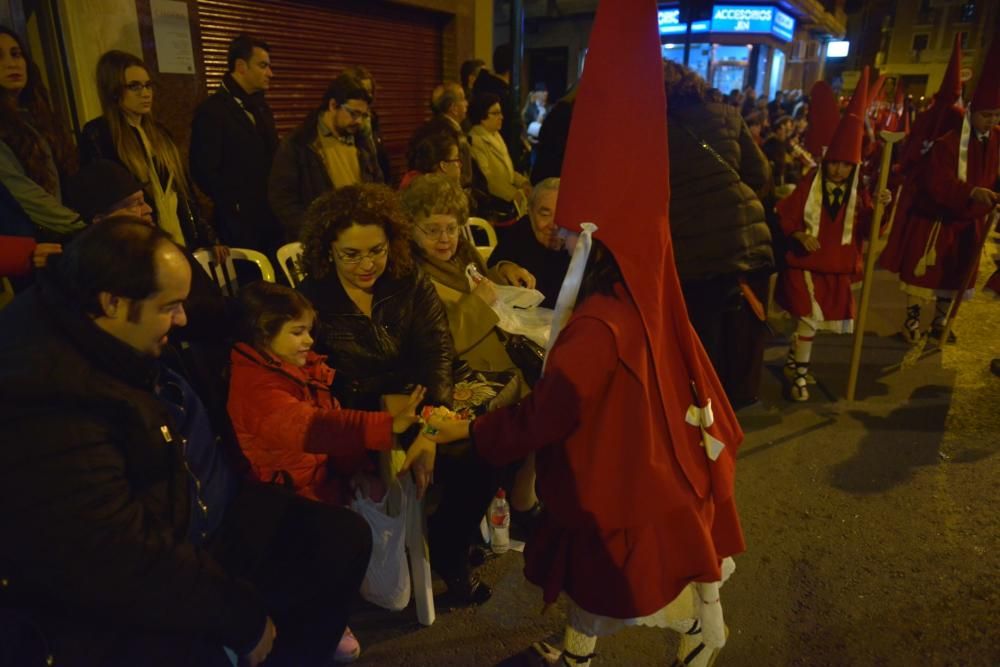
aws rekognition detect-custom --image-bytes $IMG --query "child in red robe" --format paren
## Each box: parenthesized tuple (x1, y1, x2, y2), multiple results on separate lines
(776, 69, 891, 401)
(405, 2, 745, 665)
(890, 37, 1000, 342)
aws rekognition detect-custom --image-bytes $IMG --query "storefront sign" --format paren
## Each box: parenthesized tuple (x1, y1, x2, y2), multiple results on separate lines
(658, 9, 709, 34)
(710, 5, 795, 41)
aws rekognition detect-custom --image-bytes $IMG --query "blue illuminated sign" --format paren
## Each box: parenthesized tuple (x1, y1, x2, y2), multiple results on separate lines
(710, 5, 796, 41)
(659, 5, 791, 40)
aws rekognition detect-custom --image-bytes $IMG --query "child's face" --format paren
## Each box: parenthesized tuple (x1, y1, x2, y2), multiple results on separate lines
(824, 161, 854, 184)
(268, 313, 315, 367)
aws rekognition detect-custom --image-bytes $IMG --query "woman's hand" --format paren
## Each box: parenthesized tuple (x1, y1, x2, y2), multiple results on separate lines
(387, 385, 427, 434)
(398, 434, 436, 499)
(792, 231, 821, 253)
(31, 243, 62, 268)
(877, 188, 892, 207)
(496, 262, 537, 289)
(473, 278, 497, 306)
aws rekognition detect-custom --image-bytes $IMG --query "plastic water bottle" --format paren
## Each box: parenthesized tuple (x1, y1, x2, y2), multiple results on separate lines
(489, 488, 511, 554)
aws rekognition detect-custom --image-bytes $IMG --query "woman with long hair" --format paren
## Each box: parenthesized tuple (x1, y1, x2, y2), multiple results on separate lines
(80, 50, 222, 257)
(0, 26, 83, 238)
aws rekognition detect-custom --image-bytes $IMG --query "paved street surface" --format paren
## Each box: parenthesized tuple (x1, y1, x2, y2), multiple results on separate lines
(350, 253, 1000, 666)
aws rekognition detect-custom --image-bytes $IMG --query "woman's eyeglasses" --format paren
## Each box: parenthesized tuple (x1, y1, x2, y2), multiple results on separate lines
(332, 244, 388, 265)
(125, 81, 155, 94)
(415, 223, 460, 239)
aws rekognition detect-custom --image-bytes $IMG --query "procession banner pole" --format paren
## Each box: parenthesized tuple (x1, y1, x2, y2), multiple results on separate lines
(846, 130, 906, 401)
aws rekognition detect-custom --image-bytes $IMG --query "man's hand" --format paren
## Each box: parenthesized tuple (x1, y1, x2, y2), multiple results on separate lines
(243, 616, 276, 667)
(31, 243, 62, 268)
(969, 187, 1000, 208)
(792, 231, 821, 253)
(496, 262, 537, 289)
(387, 385, 426, 434)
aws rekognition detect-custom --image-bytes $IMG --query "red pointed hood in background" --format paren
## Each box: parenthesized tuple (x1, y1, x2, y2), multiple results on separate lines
(554, 0, 742, 498)
(826, 67, 868, 164)
(804, 80, 840, 159)
(939, 32, 964, 105)
(885, 78, 909, 133)
(970, 36, 1000, 111)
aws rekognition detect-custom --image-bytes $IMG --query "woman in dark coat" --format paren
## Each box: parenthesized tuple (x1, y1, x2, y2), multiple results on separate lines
(297, 183, 495, 604)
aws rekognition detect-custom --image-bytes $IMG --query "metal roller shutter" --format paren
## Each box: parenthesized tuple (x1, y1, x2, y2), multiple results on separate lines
(197, 0, 445, 178)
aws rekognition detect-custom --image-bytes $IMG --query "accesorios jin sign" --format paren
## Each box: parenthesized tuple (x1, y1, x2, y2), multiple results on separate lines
(710, 5, 796, 41)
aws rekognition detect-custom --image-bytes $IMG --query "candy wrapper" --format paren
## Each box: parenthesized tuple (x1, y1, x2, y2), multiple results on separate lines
(420, 405, 466, 436)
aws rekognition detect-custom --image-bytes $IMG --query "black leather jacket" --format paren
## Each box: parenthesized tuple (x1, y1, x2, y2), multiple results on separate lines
(298, 267, 455, 411)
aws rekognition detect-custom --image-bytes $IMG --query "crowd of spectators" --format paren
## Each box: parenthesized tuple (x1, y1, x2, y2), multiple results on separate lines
(0, 23, 824, 665)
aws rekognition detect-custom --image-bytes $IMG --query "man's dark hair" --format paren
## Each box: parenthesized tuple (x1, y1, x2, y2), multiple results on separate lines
(321, 74, 372, 109)
(493, 44, 513, 75)
(227, 33, 270, 73)
(460, 59, 485, 88)
(51, 218, 174, 321)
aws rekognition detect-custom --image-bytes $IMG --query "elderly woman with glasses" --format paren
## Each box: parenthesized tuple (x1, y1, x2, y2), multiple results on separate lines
(469, 92, 531, 217)
(298, 183, 497, 605)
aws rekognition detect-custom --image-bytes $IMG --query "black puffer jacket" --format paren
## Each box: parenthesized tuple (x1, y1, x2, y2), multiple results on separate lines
(298, 267, 455, 411)
(667, 101, 774, 281)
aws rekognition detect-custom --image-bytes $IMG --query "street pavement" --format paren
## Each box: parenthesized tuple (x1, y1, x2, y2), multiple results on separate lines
(350, 254, 1000, 666)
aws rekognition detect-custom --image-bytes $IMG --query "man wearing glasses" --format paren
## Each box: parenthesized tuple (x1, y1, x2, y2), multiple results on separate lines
(269, 74, 385, 240)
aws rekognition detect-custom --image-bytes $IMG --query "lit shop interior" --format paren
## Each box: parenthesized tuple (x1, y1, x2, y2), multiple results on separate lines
(658, 4, 796, 99)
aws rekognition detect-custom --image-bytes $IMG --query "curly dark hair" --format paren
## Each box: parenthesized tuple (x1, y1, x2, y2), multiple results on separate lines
(299, 183, 414, 280)
(236, 281, 315, 351)
(0, 26, 78, 195)
(469, 92, 502, 125)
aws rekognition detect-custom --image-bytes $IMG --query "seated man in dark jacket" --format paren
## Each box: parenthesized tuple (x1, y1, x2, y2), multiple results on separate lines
(0, 219, 372, 666)
(488, 177, 568, 309)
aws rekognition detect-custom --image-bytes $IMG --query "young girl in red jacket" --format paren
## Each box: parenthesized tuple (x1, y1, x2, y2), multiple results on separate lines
(227, 280, 428, 664)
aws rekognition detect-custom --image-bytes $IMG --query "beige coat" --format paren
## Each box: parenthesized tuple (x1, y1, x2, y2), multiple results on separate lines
(469, 125, 529, 206)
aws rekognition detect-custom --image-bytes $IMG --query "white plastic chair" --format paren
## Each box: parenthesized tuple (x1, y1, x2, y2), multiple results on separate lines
(276, 242, 304, 286)
(192, 247, 275, 296)
(467, 217, 498, 262)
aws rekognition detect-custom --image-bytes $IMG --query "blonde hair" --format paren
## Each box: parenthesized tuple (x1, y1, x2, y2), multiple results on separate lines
(96, 50, 191, 202)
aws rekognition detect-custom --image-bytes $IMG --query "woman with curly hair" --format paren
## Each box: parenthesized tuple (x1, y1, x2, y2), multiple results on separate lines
(80, 50, 222, 258)
(0, 26, 83, 239)
(298, 183, 496, 605)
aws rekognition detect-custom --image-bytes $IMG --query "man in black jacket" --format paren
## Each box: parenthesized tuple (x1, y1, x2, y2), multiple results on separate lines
(269, 75, 384, 241)
(190, 34, 282, 254)
(0, 220, 372, 666)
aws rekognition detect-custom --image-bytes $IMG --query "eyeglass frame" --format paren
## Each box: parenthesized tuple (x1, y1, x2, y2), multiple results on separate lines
(340, 104, 371, 122)
(125, 80, 155, 94)
(330, 242, 389, 265)
(414, 222, 461, 239)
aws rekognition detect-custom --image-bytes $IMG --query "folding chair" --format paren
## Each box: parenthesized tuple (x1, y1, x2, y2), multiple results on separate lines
(276, 242, 304, 287)
(192, 247, 275, 297)
(466, 217, 498, 262)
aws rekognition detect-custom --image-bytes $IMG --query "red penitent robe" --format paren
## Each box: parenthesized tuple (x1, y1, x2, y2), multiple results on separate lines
(775, 169, 873, 331)
(893, 126, 999, 298)
(471, 285, 745, 619)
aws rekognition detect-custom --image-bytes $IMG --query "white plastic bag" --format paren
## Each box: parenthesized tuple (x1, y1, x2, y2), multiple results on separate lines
(350, 483, 411, 611)
(467, 264, 554, 346)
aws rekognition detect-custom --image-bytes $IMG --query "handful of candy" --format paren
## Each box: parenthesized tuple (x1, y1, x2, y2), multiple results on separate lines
(420, 405, 464, 436)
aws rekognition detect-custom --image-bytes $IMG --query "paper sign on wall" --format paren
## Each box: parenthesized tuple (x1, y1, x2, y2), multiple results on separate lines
(150, 0, 195, 74)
